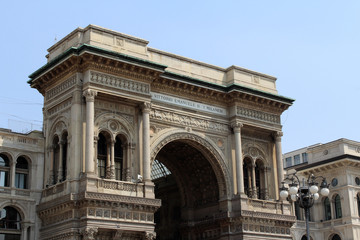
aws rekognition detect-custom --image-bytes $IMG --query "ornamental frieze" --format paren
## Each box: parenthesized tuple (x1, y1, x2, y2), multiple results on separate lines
(150, 109, 229, 134)
(46, 75, 77, 100)
(47, 98, 72, 117)
(237, 106, 280, 124)
(90, 71, 150, 95)
(84, 192, 161, 208)
(95, 100, 135, 123)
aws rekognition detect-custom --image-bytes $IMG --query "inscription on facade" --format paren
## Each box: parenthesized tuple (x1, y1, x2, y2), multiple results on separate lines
(151, 92, 227, 116)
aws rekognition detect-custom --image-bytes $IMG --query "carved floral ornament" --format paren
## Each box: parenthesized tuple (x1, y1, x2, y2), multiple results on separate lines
(80, 227, 98, 240)
(144, 231, 156, 240)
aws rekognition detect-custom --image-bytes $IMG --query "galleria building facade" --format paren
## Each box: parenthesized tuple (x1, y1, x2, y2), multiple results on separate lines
(0, 25, 300, 240)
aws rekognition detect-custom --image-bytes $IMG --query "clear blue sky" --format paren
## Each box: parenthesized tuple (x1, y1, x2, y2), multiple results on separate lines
(0, 1, 359, 153)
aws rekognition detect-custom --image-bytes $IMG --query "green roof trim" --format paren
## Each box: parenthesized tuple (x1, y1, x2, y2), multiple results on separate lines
(163, 71, 295, 104)
(28, 44, 168, 84)
(28, 44, 294, 105)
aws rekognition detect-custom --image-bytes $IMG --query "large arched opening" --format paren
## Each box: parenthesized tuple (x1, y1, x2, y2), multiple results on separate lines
(151, 134, 228, 240)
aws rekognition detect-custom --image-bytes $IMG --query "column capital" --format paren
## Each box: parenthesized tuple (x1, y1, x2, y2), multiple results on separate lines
(81, 227, 98, 240)
(83, 89, 97, 102)
(231, 121, 243, 132)
(141, 102, 152, 114)
(143, 231, 156, 240)
(273, 131, 283, 141)
(48, 144, 55, 151)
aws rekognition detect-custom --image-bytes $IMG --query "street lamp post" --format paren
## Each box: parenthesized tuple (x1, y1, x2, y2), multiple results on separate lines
(279, 173, 330, 240)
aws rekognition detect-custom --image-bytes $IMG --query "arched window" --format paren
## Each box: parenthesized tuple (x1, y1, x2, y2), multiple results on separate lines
(255, 159, 267, 200)
(15, 156, 28, 189)
(243, 159, 251, 197)
(0, 207, 21, 230)
(60, 132, 68, 181)
(114, 136, 123, 181)
(97, 133, 107, 178)
(324, 197, 331, 220)
(334, 194, 342, 219)
(357, 194, 360, 217)
(255, 162, 261, 199)
(331, 234, 341, 240)
(0, 154, 10, 187)
(52, 136, 60, 184)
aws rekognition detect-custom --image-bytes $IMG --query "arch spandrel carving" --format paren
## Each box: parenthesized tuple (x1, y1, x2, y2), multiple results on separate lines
(150, 128, 232, 199)
(48, 117, 69, 147)
(94, 112, 135, 142)
(242, 141, 270, 167)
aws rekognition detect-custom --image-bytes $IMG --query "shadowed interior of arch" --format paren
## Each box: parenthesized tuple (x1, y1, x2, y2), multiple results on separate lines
(151, 140, 220, 240)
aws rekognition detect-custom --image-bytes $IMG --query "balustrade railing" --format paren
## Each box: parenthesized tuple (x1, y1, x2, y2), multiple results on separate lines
(0, 186, 30, 196)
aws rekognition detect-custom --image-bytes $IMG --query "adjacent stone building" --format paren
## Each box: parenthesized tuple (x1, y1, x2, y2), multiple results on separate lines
(2, 24, 296, 239)
(0, 128, 44, 239)
(283, 138, 360, 240)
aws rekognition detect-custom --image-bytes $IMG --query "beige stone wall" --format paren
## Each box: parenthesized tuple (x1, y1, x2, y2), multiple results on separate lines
(46, 25, 278, 95)
(0, 129, 44, 240)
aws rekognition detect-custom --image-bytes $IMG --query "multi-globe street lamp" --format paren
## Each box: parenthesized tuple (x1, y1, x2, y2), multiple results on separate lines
(280, 173, 330, 240)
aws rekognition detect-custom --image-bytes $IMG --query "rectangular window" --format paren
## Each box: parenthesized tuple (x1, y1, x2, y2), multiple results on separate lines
(294, 154, 300, 165)
(98, 159, 106, 178)
(15, 173, 27, 189)
(0, 171, 9, 187)
(285, 157, 292, 167)
(302, 152, 308, 163)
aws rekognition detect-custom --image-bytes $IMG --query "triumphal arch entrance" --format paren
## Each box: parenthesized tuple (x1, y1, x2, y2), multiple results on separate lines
(29, 25, 295, 239)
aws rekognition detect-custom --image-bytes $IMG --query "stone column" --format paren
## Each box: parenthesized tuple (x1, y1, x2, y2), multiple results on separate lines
(10, 160, 16, 188)
(126, 143, 134, 181)
(106, 142, 111, 178)
(142, 102, 151, 182)
(58, 140, 64, 182)
(251, 164, 257, 198)
(263, 167, 269, 200)
(231, 121, 244, 195)
(70, 88, 82, 179)
(49, 145, 54, 185)
(21, 223, 31, 240)
(110, 140, 115, 179)
(274, 131, 284, 195)
(83, 89, 97, 174)
(247, 166, 252, 197)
